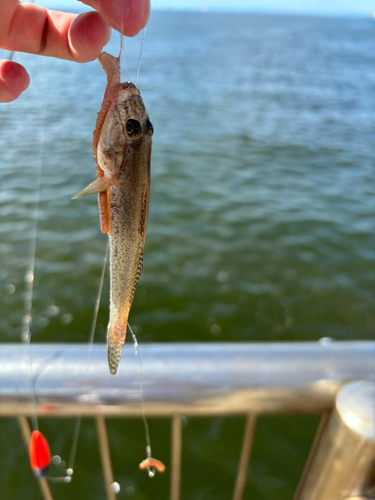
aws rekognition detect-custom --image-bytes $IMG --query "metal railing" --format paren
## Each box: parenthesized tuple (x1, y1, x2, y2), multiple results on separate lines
(0, 342, 374, 500)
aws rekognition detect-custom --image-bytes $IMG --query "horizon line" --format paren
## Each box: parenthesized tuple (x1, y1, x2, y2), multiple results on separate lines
(41, 3, 375, 19)
(150, 7, 373, 17)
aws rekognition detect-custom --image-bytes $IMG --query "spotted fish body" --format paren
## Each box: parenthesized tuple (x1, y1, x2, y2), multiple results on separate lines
(73, 52, 153, 374)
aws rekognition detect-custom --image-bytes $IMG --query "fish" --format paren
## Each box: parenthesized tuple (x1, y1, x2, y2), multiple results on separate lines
(73, 52, 153, 375)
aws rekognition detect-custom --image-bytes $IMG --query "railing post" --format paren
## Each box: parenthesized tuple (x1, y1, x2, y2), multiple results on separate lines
(294, 381, 375, 500)
(171, 414, 182, 500)
(96, 415, 117, 500)
(233, 414, 256, 500)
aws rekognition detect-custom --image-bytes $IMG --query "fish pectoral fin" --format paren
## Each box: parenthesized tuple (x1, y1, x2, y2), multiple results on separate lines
(72, 177, 115, 199)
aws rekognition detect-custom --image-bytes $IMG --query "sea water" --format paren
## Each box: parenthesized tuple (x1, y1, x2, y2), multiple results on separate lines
(0, 11, 374, 500)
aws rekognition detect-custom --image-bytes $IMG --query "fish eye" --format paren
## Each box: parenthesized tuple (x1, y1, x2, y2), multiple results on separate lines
(126, 119, 141, 137)
(145, 118, 154, 136)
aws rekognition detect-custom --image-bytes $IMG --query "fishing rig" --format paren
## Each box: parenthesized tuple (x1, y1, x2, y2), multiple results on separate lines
(6, 21, 165, 492)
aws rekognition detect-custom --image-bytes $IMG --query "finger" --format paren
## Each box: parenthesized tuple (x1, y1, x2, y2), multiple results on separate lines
(79, 0, 150, 35)
(69, 11, 111, 62)
(0, 0, 18, 45)
(0, 59, 30, 103)
(3, 4, 110, 62)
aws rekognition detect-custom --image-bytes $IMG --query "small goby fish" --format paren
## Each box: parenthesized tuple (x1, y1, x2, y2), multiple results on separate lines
(73, 52, 153, 375)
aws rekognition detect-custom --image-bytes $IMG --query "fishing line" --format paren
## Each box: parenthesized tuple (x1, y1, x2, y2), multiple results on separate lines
(19, 60, 73, 485)
(104, 12, 152, 484)
(16, 37, 107, 484)
(8, 9, 70, 488)
(21, 89, 48, 434)
(11, 1, 155, 491)
(127, 322, 156, 478)
(135, 27, 147, 87)
(114, 25, 160, 478)
(120, 31, 126, 81)
(67, 242, 109, 474)
(63, 20, 144, 470)
(25, 168, 109, 483)
(127, 28, 162, 478)
(17, 58, 70, 488)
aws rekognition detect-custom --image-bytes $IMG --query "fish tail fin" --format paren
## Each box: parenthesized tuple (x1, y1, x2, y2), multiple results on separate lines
(107, 321, 127, 375)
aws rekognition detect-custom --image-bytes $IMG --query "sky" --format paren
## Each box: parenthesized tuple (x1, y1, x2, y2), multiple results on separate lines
(41, 0, 375, 17)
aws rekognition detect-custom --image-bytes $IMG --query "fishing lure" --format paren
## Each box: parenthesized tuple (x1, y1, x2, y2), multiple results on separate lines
(73, 52, 153, 375)
(139, 457, 166, 474)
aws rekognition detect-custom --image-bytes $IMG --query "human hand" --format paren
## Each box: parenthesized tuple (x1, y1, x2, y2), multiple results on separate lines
(0, 0, 150, 103)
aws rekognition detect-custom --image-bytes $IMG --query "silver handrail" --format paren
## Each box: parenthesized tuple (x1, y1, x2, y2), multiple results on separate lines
(0, 342, 374, 416)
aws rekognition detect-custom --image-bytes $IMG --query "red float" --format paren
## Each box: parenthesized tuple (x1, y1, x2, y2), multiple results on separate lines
(29, 431, 51, 476)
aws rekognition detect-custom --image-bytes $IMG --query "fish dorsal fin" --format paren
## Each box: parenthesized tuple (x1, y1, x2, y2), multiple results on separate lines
(92, 52, 122, 235)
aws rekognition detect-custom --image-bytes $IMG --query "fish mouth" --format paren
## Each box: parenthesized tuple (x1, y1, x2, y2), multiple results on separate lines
(118, 81, 140, 97)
